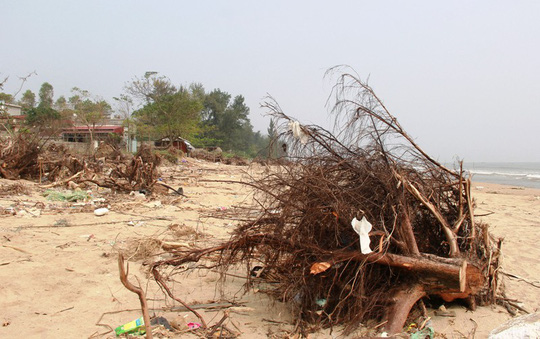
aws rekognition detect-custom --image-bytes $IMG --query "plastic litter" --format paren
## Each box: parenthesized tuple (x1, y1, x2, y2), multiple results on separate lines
(114, 317, 145, 336)
(315, 298, 327, 307)
(351, 216, 373, 254)
(288, 120, 309, 144)
(94, 207, 109, 216)
(43, 189, 89, 202)
(187, 322, 202, 330)
(150, 316, 172, 330)
(410, 327, 434, 339)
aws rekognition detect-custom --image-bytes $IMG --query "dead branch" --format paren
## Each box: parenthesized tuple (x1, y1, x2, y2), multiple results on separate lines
(39, 171, 83, 188)
(118, 254, 153, 339)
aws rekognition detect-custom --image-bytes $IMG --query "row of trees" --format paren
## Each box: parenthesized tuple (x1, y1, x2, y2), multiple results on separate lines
(123, 72, 268, 156)
(1, 73, 275, 157)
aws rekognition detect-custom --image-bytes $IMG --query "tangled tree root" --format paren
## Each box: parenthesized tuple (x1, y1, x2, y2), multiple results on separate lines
(151, 68, 501, 335)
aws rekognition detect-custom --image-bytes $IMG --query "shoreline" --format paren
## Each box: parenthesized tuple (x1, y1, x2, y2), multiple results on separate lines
(473, 181, 540, 197)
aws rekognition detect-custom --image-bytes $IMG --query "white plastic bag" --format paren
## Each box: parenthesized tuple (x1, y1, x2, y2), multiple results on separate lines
(351, 216, 373, 254)
(288, 121, 308, 144)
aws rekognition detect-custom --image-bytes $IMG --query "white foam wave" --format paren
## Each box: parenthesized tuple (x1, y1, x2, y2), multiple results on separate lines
(470, 170, 531, 178)
(526, 174, 540, 180)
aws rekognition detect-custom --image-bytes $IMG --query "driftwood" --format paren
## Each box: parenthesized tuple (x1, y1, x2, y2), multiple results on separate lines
(151, 68, 500, 335)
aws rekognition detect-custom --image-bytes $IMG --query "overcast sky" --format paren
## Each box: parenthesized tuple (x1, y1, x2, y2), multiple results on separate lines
(2, 1, 539, 162)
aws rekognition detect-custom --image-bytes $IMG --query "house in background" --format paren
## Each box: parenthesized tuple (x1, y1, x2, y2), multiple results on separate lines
(61, 125, 124, 143)
(0, 102, 23, 116)
(0, 102, 25, 133)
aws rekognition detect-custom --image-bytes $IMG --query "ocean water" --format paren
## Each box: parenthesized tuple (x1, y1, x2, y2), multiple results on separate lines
(455, 162, 540, 189)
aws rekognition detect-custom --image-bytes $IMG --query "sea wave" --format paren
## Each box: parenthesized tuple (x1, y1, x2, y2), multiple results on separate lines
(457, 163, 540, 188)
(468, 170, 538, 178)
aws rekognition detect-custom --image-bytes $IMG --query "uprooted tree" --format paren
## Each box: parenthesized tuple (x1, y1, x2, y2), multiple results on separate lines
(152, 69, 501, 335)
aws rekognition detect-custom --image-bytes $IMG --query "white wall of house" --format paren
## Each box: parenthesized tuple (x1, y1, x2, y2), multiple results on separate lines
(0, 103, 23, 116)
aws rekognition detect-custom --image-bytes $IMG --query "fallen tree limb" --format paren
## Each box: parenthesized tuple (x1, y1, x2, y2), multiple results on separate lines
(155, 233, 481, 296)
(39, 171, 83, 188)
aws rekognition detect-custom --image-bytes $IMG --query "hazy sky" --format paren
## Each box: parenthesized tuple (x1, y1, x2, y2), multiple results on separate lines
(2, 1, 539, 162)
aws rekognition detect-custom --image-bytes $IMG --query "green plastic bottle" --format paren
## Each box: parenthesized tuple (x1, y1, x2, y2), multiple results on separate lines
(114, 317, 146, 336)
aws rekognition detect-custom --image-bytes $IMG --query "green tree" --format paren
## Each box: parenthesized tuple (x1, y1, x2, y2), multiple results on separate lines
(24, 106, 62, 137)
(133, 89, 203, 144)
(0, 92, 14, 104)
(126, 72, 176, 104)
(125, 73, 204, 145)
(38, 82, 54, 108)
(70, 88, 112, 147)
(20, 90, 36, 110)
(189, 83, 206, 103)
(54, 96, 67, 110)
(266, 119, 281, 158)
(220, 95, 251, 151)
(202, 89, 230, 125)
(25, 106, 60, 125)
(201, 90, 257, 154)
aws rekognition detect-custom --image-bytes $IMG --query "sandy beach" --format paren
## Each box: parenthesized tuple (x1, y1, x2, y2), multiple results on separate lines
(0, 159, 538, 338)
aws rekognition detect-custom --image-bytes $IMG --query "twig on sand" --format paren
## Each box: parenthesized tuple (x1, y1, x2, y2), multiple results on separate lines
(54, 306, 74, 314)
(152, 269, 208, 329)
(207, 311, 229, 338)
(1, 244, 30, 254)
(156, 181, 187, 197)
(169, 301, 242, 312)
(17, 216, 170, 229)
(501, 270, 540, 288)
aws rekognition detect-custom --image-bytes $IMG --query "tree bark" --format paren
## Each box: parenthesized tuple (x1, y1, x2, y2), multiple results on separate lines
(118, 254, 153, 339)
(384, 284, 426, 334)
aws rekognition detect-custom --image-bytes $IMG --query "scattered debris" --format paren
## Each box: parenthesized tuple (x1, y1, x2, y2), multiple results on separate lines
(43, 189, 89, 202)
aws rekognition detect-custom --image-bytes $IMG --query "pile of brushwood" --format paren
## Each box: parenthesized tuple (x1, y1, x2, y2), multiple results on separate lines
(0, 133, 43, 179)
(151, 70, 500, 335)
(0, 135, 161, 193)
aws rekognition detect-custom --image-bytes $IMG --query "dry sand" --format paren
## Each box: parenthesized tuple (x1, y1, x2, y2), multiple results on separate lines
(0, 159, 538, 338)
